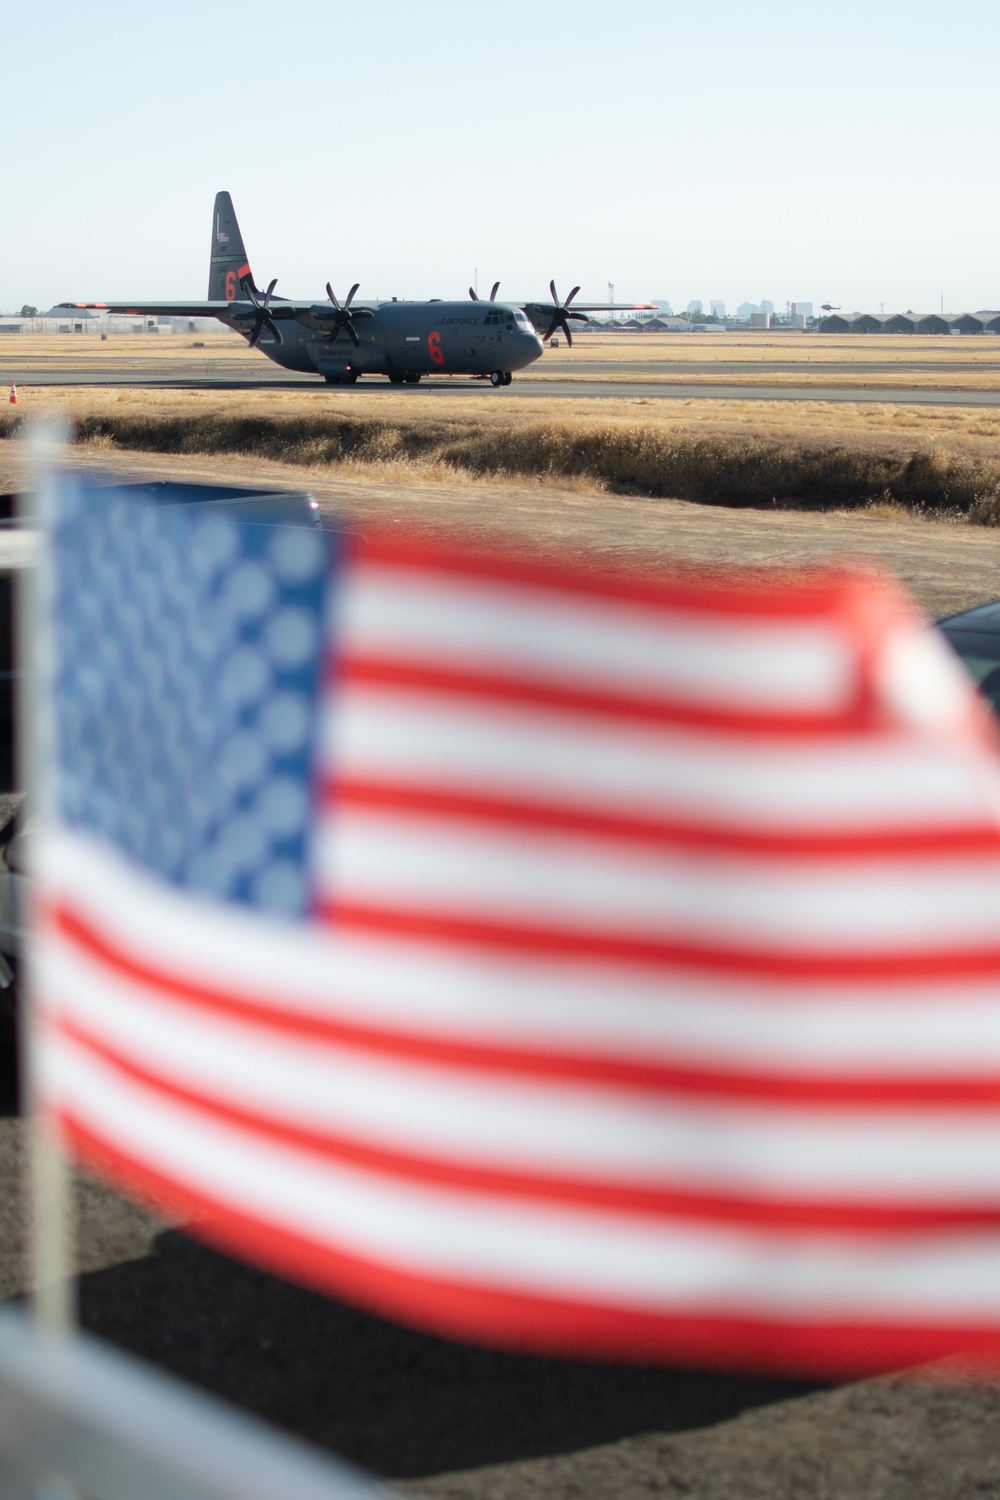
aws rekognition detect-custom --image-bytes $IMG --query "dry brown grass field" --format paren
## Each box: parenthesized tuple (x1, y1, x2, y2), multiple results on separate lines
(5, 329, 1000, 613)
(5, 376, 1000, 527)
(5, 421, 1000, 621)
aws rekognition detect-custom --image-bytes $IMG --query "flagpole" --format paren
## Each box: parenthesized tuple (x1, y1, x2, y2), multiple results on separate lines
(21, 420, 75, 1337)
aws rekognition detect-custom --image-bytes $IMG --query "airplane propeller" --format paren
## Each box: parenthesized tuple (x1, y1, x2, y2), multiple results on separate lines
(543, 281, 586, 346)
(325, 283, 374, 346)
(469, 281, 501, 302)
(241, 275, 283, 348)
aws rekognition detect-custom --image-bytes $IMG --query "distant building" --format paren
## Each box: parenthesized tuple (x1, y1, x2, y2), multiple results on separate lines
(750, 311, 771, 329)
(710, 300, 725, 318)
(687, 299, 703, 316)
(951, 313, 985, 334)
(737, 302, 759, 318)
(760, 300, 774, 315)
(650, 298, 673, 315)
(816, 310, 965, 334)
(790, 302, 813, 319)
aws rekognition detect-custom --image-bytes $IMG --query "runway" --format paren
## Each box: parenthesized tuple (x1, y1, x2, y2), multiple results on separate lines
(5, 362, 1000, 407)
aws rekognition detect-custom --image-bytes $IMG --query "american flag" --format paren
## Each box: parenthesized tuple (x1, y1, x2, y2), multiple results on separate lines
(34, 479, 1000, 1377)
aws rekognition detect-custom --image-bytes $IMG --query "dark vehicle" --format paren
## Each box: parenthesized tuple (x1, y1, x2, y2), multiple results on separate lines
(938, 600, 1000, 718)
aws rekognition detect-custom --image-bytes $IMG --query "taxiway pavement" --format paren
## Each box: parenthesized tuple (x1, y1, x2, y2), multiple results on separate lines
(6, 363, 1000, 407)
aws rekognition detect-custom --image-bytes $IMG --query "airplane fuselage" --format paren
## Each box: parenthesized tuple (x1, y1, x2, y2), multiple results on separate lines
(61, 192, 653, 387)
(220, 297, 545, 383)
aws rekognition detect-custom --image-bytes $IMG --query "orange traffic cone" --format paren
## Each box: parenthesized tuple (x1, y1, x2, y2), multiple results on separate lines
(8, 384, 16, 405)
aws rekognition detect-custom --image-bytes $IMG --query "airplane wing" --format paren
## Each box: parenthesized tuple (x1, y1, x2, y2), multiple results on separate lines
(520, 301, 658, 314)
(551, 303, 659, 313)
(56, 299, 314, 319)
(58, 300, 236, 317)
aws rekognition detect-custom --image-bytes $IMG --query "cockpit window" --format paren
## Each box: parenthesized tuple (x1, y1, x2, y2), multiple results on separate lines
(514, 311, 528, 325)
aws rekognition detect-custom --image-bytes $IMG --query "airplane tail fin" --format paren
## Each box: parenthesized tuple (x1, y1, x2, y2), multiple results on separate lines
(208, 191, 253, 301)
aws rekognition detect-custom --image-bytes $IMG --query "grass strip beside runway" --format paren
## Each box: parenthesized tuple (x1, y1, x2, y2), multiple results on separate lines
(6, 403, 1000, 523)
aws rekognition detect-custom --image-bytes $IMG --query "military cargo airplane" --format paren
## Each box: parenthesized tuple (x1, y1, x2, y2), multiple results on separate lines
(62, 192, 655, 386)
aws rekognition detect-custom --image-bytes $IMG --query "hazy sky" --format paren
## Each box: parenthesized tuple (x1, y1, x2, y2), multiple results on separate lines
(3, 0, 997, 313)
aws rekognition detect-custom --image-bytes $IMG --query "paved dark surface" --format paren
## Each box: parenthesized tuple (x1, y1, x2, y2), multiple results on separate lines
(5, 364, 1000, 407)
(0, 1047, 821, 1486)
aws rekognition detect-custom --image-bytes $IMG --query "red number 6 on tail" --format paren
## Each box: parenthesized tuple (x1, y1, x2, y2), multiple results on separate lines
(428, 330, 444, 365)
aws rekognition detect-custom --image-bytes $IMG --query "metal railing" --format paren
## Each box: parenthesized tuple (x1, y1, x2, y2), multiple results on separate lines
(0, 1308, 392, 1500)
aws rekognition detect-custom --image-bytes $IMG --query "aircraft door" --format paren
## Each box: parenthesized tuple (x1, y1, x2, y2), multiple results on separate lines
(397, 328, 426, 371)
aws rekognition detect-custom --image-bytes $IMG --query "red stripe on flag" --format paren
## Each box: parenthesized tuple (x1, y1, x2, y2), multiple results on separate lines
(50, 899, 1000, 1107)
(351, 536, 896, 625)
(336, 656, 872, 736)
(327, 900, 1000, 984)
(59, 1112, 1000, 1379)
(329, 776, 1000, 860)
(51, 1014, 1000, 1232)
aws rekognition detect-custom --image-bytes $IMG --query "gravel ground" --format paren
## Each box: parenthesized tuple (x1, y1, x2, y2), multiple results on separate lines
(3, 445, 1000, 1497)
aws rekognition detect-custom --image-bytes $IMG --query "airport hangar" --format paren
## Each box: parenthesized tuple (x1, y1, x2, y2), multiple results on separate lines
(818, 311, 1000, 334)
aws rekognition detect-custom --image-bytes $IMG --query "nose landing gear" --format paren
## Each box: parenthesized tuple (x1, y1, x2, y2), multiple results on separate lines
(490, 371, 513, 387)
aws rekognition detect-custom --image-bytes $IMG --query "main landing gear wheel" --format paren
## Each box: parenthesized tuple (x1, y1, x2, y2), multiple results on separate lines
(387, 371, 405, 384)
(490, 370, 504, 387)
(403, 371, 421, 384)
(502, 371, 513, 386)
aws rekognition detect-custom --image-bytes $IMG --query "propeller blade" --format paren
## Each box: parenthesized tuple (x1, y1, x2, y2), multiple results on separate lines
(567, 310, 588, 321)
(345, 283, 360, 309)
(565, 285, 580, 307)
(549, 279, 559, 305)
(346, 321, 360, 347)
(490, 281, 500, 301)
(543, 316, 560, 342)
(326, 282, 342, 311)
(264, 317, 283, 345)
(264, 277, 278, 301)
(562, 319, 573, 348)
(247, 323, 262, 349)
(469, 287, 479, 300)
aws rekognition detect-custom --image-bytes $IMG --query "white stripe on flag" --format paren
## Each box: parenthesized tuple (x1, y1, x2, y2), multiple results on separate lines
(42, 934, 1000, 1202)
(42, 1031, 1000, 1321)
(325, 688, 997, 831)
(337, 564, 857, 712)
(40, 830, 1000, 1074)
(320, 810, 1000, 953)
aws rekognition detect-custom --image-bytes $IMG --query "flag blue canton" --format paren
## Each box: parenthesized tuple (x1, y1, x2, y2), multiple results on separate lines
(53, 484, 334, 917)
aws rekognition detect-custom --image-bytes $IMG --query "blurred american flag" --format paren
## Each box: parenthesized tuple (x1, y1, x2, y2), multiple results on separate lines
(33, 480, 1000, 1376)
